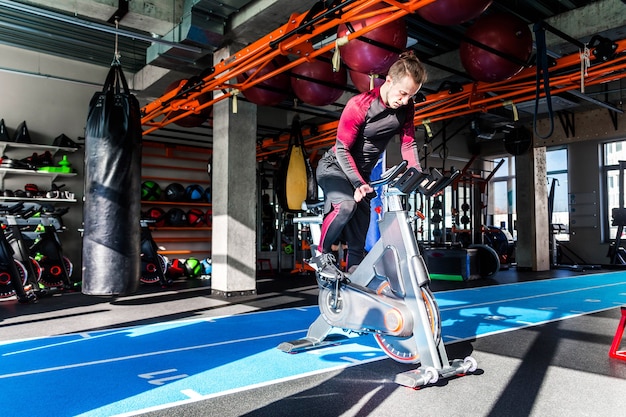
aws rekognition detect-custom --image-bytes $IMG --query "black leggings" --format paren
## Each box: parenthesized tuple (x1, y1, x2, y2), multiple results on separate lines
(316, 153, 370, 269)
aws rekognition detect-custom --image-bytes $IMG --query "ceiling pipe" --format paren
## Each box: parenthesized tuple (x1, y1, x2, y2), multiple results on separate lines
(0, 0, 203, 54)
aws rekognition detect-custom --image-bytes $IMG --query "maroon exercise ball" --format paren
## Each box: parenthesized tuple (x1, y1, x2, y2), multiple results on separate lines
(417, 0, 493, 26)
(237, 56, 291, 106)
(349, 70, 385, 93)
(459, 12, 533, 83)
(290, 54, 347, 106)
(337, 4, 407, 75)
(165, 79, 212, 128)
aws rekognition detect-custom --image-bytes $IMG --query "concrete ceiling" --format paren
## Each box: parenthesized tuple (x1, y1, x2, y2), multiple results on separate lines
(1, 0, 626, 147)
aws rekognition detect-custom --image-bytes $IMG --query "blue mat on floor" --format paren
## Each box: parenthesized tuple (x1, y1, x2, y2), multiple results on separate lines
(2, 271, 626, 416)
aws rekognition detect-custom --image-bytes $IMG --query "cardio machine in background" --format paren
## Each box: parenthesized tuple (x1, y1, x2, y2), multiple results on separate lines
(29, 206, 78, 290)
(139, 218, 172, 287)
(0, 202, 39, 301)
(0, 202, 78, 294)
(280, 162, 478, 388)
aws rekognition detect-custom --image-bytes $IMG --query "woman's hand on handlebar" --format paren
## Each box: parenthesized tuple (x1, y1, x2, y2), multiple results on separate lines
(354, 183, 374, 202)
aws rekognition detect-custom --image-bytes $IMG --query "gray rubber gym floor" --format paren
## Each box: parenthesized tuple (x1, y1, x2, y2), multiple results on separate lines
(2, 267, 626, 417)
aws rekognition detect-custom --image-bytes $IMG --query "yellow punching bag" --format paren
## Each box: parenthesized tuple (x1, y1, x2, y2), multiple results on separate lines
(277, 115, 316, 212)
(285, 145, 308, 211)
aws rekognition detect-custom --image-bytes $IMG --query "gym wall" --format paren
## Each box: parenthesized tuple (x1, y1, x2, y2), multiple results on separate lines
(0, 43, 109, 268)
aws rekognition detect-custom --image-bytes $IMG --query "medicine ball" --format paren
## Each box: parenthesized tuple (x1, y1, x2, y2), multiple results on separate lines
(186, 184, 205, 201)
(291, 53, 347, 106)
(184, 257, 203, 278)
(237, 56, 291, 106)
(141, 181, 162, 201)
(166, 208, 188, 227)
(203, 186, 212, 203)
(187, 208, 205, 227)
(164, 182, 186, 202)
(336, 4, 407, 75)
(205, 209, 212, 225)
(417, 0, 493, 26)
(459, 12, 533, 82)
(145, 207, 167, 227)
(201, 257, 212, 275)
(167, 258, 185, 278)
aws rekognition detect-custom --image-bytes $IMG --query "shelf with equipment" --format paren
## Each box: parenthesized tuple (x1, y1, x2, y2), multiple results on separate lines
(0, 141, 77, 157)
(140, 142, 212, 261)
(0, 168, 77, 188)
(0, 135, 83, 284)
(0, 140, 79, 200)
(140, 200, 211, 208)
(0, 196, 77, 203)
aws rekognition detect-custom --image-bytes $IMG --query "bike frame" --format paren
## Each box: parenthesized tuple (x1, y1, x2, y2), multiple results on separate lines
(280, 164, 477, 388)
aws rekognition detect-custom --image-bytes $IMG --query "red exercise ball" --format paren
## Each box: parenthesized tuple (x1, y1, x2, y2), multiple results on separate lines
(290, 54, 347, 106)
(417, 0, 493, 26)
(459, 12, 533, 83)
(337, 4, 407, 75)
(237, 56, 291, 106)
(165, 79, 212, 128)
(349, 70, 385, 93)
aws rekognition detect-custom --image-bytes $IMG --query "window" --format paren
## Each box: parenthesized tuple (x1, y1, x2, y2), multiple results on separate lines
(486, 149, 569, 241)
(602, 140, 626, 241)
(547, 147, 569, 242)
(487, 156, 516, 239)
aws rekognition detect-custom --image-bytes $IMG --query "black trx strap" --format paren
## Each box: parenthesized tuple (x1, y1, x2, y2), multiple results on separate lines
(533, 23, 554, 139)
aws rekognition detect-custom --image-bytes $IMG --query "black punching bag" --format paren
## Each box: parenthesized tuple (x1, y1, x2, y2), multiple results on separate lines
(82, 62, 141, 295)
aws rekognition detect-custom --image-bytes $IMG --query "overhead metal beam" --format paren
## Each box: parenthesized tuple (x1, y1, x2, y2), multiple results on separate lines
(0, 0, 203, 54)
(141, 0, 437, 132)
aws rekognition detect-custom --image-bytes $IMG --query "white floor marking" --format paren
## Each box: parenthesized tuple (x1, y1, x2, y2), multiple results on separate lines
(3, 329, 132, 356)
(181, 389, 203, 399)
(138, 369, 189, 385)
(0, 329, 307, 380)
(439, 280, 626, 312)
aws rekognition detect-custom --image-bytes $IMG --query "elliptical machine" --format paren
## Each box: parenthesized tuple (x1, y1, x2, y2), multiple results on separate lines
(279, 162, 477, 388)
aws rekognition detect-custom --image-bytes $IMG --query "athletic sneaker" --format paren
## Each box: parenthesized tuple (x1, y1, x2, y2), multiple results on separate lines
(307, 252, 343, 280)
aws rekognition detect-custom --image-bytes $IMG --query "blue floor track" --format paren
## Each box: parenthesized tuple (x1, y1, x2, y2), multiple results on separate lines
(2, 271, 626, 416)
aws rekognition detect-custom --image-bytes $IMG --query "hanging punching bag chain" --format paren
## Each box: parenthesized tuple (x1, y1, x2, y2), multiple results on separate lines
(113, 18, 121, 64)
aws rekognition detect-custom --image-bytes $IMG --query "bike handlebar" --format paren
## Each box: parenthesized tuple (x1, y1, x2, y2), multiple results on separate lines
(368, 160, 460, 197)
(370, 160, 408, 187)
(0, 202, 25, 215)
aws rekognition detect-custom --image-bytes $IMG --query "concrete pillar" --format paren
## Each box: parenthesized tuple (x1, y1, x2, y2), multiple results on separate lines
(211, 44, 257, 297)
(515, 146, 550, 271)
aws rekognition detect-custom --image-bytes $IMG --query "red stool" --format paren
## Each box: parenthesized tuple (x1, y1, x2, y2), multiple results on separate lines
(609, 307, 626, 360)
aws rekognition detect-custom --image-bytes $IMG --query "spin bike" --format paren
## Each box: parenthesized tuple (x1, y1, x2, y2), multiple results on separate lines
(0, 202, 38, 302)
(29, 205, 79, 290)
(278, 161, 478, 388)
(140, 219, 172, 287)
